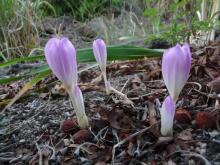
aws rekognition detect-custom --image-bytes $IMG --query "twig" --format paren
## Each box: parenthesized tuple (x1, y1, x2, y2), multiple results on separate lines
(74, 142, 100, 156)
(45, 145, 56, 160)
(90, 126, 109, 143)
(187, 81, 202, 91)
(112, 124, 155, 165)
(109, 86, 134, 105)
(212, 139, 220, 144)
(182, 152, 211, 165)
(120, 78, 130, 93)
(35, 142, 42, 165)
(89, 127, 99, 142)
(129, 90, 166, 101)
(125, 87, 143, 95)
(0, 157, 15, 162)
(186, 81, 220, 100)
(167, 150, 211, 165)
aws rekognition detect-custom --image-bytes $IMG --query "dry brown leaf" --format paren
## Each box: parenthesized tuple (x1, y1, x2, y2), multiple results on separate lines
(175, 108, 191, 123)
(207, 76, 220, 93)
(177, 129, 193, 141)
(195, 112, 216, 129)
(72, 129, 93, 144)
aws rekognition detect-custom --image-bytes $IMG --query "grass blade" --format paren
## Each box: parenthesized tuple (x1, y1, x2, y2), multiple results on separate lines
(0, 45, 164, 68)
(0, 55, 44, 67)
(0, 64, 50, 84)
(1, 69, 51, 113)
(1, 63, 99, 111)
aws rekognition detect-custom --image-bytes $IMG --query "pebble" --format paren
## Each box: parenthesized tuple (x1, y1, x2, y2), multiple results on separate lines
(200, 148, 206, 155)
(201, 143, 207, 149)
(63, 139, 70, 146)
(19, 139, 25, 143)
(188, 159, 196, 165)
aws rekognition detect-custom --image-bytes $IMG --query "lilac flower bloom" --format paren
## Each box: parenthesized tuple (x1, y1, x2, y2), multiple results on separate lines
(162, 43, 191, 102)
(45, 37, 89, 128)
(160, 96, 175, 136)
(93, 39, 111, 94)
(44, 37, 78, 89)
(93, 39, 107, 73)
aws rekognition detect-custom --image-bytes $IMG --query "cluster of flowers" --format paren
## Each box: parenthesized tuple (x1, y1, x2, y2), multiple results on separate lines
(44, 38, 109, 129)
(44, 38, 191, 136)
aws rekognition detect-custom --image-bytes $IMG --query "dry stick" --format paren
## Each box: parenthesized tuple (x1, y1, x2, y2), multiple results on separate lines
(182, 152, 211, 165)
(89, 126, 109, 143)
(35, 142, 42, 165)
(74, 142, 100, 156)
(129, 90, 167, 101)
(112, 124, 155, 165)
(168, 150, 211, 165)
(45, 145, 56, 161)
(187, 81, 220, 99)
(120, 78, 130, 93)
(187, 81, 202, 91)
(109, 86, 134, 105)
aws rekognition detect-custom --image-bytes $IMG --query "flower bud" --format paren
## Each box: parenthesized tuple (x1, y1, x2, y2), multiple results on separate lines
(45, 37, 78, 89)
(93, 39, 107, 73)
(162, 43, 191, 102)
(45, 37, 89, 128)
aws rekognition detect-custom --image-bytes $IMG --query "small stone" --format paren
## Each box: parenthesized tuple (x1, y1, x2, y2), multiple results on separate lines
(200, 148, 206, 155)
(63, 139, 70, 146)
(188, 159, 196, 165)
(195, 147, 201, 153)
(201, 143, 207, 149)
(19, 139, 25, 143)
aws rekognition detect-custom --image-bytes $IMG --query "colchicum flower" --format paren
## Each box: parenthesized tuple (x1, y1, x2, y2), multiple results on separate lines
(45, 38, 78, 90)
(93, 39, 110, 94)
(92, 39, 133, 105)
(45, 37, 89, 128)
(160, 96, 175, 136)
(162, 43, 191, 102)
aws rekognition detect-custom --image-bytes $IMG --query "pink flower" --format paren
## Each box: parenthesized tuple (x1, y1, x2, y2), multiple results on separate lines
(93, 39, 111, 94)
(93, 39, 107, 73)
(45, 37, 89, 128)
(162, 43, 191, 102)
(45, 37, 78, 89)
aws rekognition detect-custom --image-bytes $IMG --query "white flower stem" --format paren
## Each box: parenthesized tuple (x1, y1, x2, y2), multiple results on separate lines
(68, 88, 89, 129)
(101, 71, 133, 105)
(102, 72, 110, 94)
(161, 123, 173, 136)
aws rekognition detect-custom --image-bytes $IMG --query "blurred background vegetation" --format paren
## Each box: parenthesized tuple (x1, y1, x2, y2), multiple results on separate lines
(0, 0, 220, 103)
(0, 0, 219, 59)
